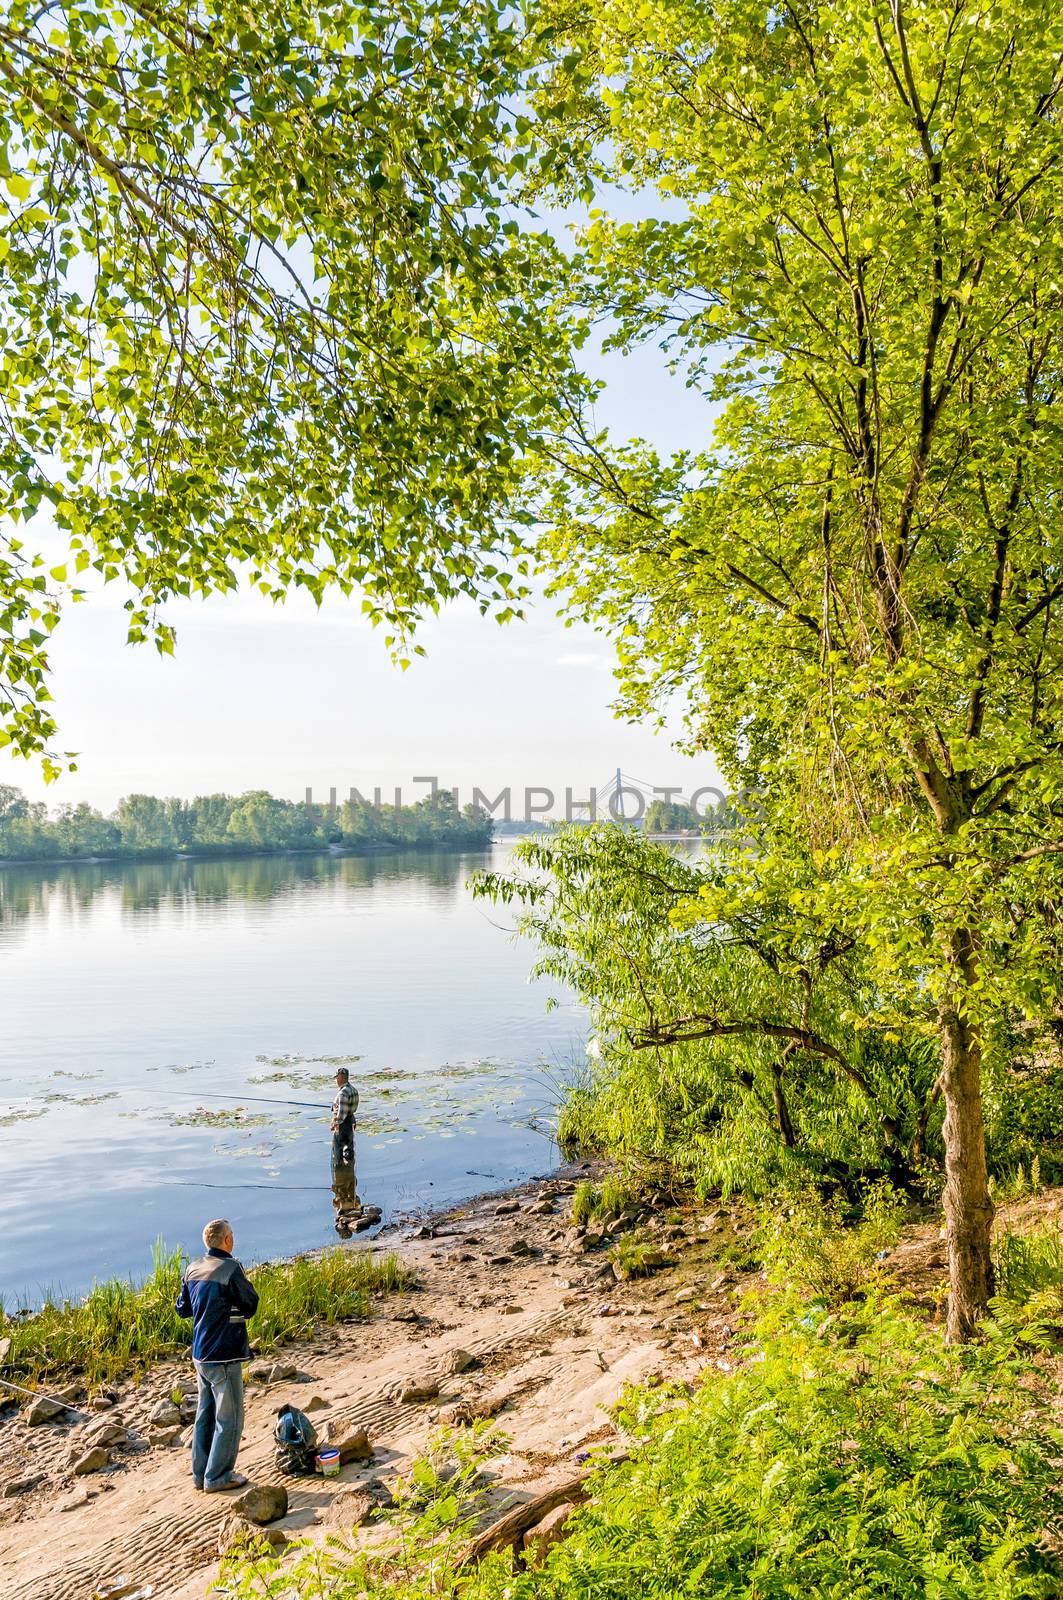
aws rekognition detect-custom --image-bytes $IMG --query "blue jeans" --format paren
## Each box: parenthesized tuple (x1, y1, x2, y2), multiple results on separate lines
(192, 1359, 245, 1488)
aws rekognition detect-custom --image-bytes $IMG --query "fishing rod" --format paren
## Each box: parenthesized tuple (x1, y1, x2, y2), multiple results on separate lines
(10, 1085, 329, 1112)
(0, 1374, 86, 1414)
(0, 1340, 86, 1415)
(136, 1087, 327, 1111)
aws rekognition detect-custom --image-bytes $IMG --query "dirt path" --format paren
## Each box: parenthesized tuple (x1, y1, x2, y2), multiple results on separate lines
(0, 1174, 948, 1600)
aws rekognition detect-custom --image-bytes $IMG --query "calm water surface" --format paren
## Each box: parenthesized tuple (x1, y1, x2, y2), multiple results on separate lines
(0, 847, 583, 1304)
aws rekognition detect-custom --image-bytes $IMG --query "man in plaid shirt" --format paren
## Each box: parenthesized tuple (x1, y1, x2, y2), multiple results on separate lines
(331, 1067, 358, 1165)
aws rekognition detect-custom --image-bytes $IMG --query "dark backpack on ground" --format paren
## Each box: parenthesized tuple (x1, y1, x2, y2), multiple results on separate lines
(274, 1403, 318, 1476)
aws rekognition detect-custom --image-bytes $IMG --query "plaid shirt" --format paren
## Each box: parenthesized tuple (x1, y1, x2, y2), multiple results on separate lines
(332, 1082, 358, 1124)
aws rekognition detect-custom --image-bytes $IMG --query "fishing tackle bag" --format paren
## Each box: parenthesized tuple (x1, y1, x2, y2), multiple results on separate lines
(274, 1402, 318, 1476)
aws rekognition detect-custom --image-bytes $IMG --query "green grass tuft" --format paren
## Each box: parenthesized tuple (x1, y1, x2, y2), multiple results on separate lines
(609, 1233, 663, 1280)
(570, 1171, 642, 1227)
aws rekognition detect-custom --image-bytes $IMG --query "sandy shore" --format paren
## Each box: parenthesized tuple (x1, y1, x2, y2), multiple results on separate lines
(0, 1169, 947, 1600)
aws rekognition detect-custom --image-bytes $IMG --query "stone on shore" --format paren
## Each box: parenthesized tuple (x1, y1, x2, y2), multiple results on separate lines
(319, 1421, 373, 1464)
(219, 1514, 289, 1555)
(387, 1377, 440, 1404)
(148, 1424, 181, 1446)
(71, 1444, 111, 1475)
(438, 1347, 478, 1376)
(82, 1418, 129, 1448)
(25, 1395, 65, 1426)
(232, 1483, 288, 1524)
(2, 1474, 43, 1498)
(248, 1360, 298, 1385)
(324, 1488, 377, 1529)
(58, 1489, 95, 1513)
(565, 1228, 602, 1253)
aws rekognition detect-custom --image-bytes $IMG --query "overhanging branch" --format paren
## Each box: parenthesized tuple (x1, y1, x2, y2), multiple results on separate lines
(628, 1014, 874, 1098)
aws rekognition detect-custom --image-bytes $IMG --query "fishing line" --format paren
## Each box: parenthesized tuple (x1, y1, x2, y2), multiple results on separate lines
(0, 1374, 85, 1415)
(155, 1179, 342, 1192)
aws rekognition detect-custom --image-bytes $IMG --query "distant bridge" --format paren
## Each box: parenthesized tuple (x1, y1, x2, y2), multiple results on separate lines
(571, 769, 728, 833)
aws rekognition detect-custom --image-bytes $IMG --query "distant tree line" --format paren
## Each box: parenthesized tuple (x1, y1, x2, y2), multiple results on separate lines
(643, 797, 739, 836)
(0, 785, 491, 862)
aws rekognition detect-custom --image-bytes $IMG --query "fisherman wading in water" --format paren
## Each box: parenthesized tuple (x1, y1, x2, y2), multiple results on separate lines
(331, 1067, 358, 1165)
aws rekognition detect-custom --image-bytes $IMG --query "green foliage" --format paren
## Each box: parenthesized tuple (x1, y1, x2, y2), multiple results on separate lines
(535, 0, 1063, 1002)
(0, 784, 491, 861)
(645, 796, 740, 837)
(478, 829, 941, 1195)
(756, 1181, 904, 1305)
(528, 0, 1063, 1330)
(984, 1027, 1063, 1185)
(993, 1157, 1045, 1207)
(569, 1179, 597, 1227)
(520, 1301, 1063, 1600)
(643, 798, 699, 835)
(993, 1219, 1063, 1324)
(0, 1244, 411, 1386)
(598, 1172, 639, 1218)
(608, 1232, 661, 1281)
(395, 1421, 503, 1520)
(0, 0, 585, 763)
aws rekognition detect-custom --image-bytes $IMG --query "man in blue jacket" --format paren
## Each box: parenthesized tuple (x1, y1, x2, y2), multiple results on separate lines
(175, 1218, 259, 1492)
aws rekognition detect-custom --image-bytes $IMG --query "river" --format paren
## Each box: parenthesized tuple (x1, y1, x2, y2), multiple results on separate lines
(0, 847, 584, 1306)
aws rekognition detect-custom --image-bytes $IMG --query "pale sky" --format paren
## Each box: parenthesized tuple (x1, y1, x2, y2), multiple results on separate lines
(1, 259, 723, 815)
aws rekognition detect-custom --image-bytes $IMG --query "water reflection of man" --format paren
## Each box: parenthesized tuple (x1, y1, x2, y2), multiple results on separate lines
(331, 1157, 362, 1237)
(330, 1067, 358, 1164)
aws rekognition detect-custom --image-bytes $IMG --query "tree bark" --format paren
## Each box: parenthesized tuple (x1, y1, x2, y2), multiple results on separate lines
(938, 970, 994, 1341)
(457, 1456, 629, 1567)
(771, 1060, 796, 1148)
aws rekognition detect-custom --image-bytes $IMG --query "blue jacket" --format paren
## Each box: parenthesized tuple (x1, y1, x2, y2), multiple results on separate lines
(175, 1248, 259, 1363)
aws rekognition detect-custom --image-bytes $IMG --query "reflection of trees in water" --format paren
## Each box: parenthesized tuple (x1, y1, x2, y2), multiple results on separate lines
(0, 867, 53, 934)
(0, 848, 491, 941)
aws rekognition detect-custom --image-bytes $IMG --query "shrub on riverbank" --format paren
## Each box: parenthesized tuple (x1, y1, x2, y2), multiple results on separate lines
(755, 1180, 904, 1304)
(225, 1296, 1063, 1599)
(1, 1245, 411, 1387)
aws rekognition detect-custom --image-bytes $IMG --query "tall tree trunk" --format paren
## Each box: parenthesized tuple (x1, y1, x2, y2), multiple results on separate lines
(938, 962, 994, 1341)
